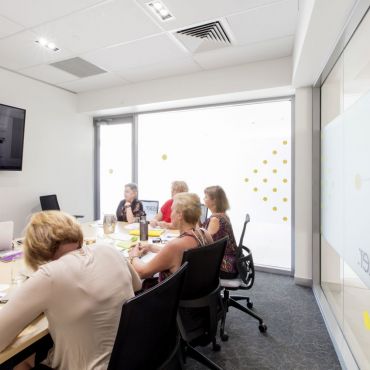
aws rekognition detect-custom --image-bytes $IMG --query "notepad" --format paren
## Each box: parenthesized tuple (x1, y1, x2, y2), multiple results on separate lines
(129, 229, 164, 237)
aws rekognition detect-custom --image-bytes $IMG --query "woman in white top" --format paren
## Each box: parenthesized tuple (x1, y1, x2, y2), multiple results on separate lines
(0, 211, 142, 370)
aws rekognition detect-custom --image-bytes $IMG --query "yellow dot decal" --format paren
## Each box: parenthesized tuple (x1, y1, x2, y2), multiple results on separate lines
(283, 140, 288, 145)
(283, 178, 288, 183)
(263, 160, 268, 164)
(283, 197, 288, 202)
(108, 168, 113, 174)
(244, 178, 249, 183)
(253, 169, 258, 173)
(272, 169, 277, 174)
(161, 154, 168, 160)
(263, 178, 268, 183)
(272, 207, 277, 211)
(263, 197, 268, 202)
(283, 217, 288, 222)
(363, 311, 370, 330)
(283, 160, 288, 164)
(272, 150, 277, 155)
(273, 188, 277, 192)
(253, 187, 258, 192)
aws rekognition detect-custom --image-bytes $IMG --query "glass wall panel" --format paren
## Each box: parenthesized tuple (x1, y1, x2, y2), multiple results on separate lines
(321, 10, 370, 369)
(138, 101, 292, 270)
(99, 123, 132, 218)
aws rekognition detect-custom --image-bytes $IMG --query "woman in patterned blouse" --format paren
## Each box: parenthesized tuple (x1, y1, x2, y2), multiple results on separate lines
(116, 183, 144, 223)
(203, 186, 238, 279)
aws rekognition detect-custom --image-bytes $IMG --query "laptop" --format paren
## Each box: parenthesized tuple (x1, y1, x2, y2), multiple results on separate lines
(0, 221, 14, 251)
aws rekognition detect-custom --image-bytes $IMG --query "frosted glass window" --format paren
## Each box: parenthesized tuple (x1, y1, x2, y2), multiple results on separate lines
(99, 123, 132, 218)
(138, 101, 292, 270)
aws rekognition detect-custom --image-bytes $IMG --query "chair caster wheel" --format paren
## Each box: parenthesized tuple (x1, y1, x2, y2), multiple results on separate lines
(212, 343, 221, 352)
(247, 301, 253, 309)
(259, 323, 267, 333)
(220, 333, 229, 342)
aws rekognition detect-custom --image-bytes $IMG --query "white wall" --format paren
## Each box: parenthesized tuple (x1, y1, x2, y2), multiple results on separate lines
(77, 57, 293, 114)
(0, 68, 94, 236)
(294, 87, 313, 284)
(292, 0, 357, 87)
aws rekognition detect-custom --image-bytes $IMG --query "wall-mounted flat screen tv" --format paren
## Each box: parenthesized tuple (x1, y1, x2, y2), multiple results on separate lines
(0, 103, 26, 171)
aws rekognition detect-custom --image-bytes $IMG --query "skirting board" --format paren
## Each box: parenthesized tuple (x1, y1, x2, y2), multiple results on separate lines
(294, 277, 313, 287)
(255, 265, 292, 276)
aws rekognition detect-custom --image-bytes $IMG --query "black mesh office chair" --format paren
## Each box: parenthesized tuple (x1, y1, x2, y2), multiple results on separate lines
(39, 194, 84, 219)
(108, 263, 188, 370)
(219, 214, 267, 341)
(177, 237, 228, 370)
(141, 200, 159, 221)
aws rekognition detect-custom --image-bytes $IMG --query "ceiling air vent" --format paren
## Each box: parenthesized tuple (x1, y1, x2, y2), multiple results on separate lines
(175, 20, 232, 53)
(50, 57, 107, 78)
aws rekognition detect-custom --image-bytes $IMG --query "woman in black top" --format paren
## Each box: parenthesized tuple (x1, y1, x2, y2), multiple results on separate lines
(116, 183, 144, 223)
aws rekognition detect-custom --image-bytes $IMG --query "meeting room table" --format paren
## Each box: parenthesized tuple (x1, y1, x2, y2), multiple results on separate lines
(0, 221, 176, 369)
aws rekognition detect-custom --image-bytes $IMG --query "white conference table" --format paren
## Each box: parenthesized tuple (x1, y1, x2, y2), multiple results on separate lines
(0, 221, 175, 365)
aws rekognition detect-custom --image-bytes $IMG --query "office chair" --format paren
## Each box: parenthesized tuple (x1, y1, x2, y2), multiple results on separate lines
(219, 214, 267, 341)
(108, 263, 188, 370)
(177, 237, 228, 370)
(39, 194, 84, 219)
(140, 200, 159, 221)
(200, 204, 208, 225)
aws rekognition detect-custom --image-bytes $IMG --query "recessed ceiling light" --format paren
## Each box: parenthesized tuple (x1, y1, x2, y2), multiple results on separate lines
(146, 1, 174, 21)
(35, 38, 60, 52)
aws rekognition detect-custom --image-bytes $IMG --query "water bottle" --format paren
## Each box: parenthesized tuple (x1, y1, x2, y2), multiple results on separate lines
(139, 214, 149, 241)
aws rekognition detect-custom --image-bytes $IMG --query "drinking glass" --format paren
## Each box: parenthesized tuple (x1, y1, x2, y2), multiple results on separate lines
(103, 214, 117, 234)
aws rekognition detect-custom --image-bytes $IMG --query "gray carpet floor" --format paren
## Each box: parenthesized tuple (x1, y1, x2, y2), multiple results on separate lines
(186, 271, 341, 370)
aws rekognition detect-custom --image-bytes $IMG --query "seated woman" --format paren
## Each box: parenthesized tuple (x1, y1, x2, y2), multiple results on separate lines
(129, 192, 213, 281)
(150, 180, 188, 229)
(203, 186, 238, 279)
(0, 211, 141, 370)
(116, 182, 144, 223)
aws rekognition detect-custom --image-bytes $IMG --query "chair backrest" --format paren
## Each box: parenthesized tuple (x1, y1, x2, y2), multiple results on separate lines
(108, 263, 188, 370)
(141, 200, 159, 221)
(199, 204, 208, 225)
(40, 194, 60, 211)
(180, 236, 228, 300)
(237, 214, 255, 289)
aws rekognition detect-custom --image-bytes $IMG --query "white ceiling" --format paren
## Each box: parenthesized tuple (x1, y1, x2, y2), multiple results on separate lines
(0, 0, 298, 93)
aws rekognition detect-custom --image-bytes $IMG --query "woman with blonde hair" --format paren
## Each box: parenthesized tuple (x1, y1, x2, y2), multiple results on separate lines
(203, 186, 238, 279)
(0, 211, 141, 370)
(150, 181, 189, 229)
(129, 192, 213, 282)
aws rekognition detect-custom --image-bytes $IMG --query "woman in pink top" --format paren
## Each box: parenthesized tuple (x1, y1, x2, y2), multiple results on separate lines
(0, 211, 141, 370)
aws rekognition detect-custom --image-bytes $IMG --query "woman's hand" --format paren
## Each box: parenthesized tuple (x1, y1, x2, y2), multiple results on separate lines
(150, 220, 159, 228)
(158, 221, 168, 229)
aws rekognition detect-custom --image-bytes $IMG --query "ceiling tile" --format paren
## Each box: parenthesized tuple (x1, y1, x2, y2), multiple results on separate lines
(83, 33, 188, 71)
(226, 0, 298, 45)
(135, 0, 284, 31)
(0, 0, 106, 28)
(118, 57, 201, 82)
(0, 30, 73, 70)
(32, 0, 163, 55)
(0, 15, 23, 38)
(194, 36, 293, 70)
(19, 64, 78, 84)
(58, 72, 129, 93)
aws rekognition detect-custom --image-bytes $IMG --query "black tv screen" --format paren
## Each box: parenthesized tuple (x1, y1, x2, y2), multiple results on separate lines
(0, 103, 26, 171)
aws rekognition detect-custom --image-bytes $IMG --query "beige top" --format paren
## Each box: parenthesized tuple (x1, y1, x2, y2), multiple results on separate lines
(0, 244, 142, 370)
